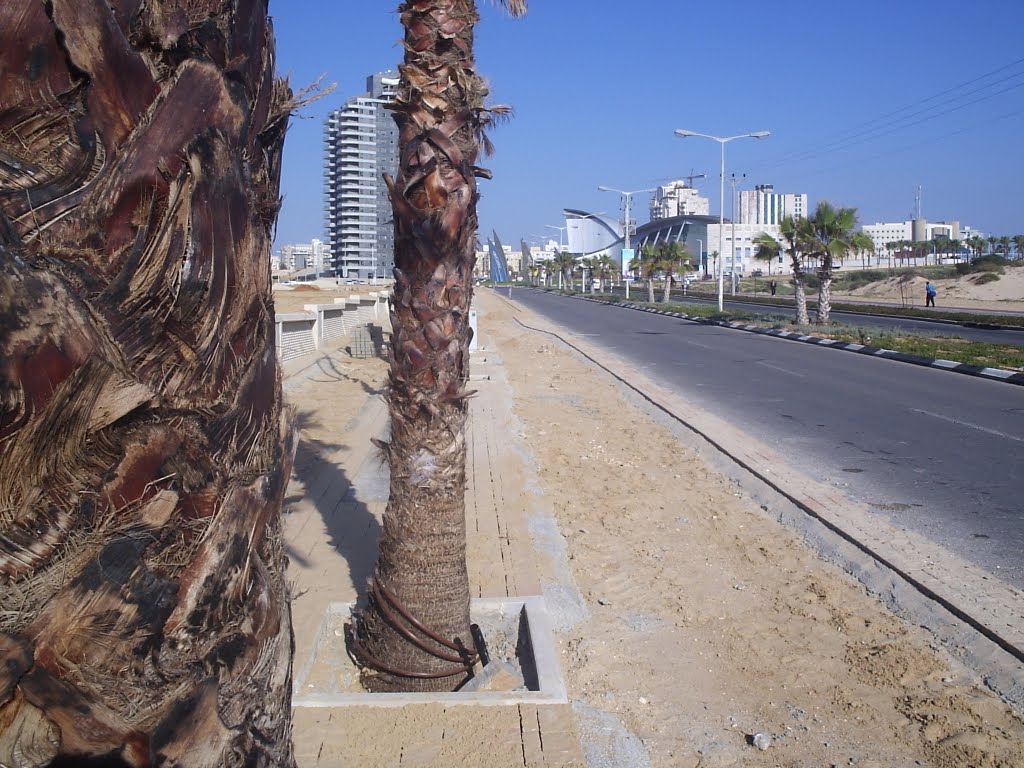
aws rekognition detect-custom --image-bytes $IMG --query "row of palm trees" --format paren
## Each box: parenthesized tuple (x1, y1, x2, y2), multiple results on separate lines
(753, 201, 874, 325)
(541, 251, 620, 292)
(528, 242, 697, 303)
(630, 241, 696, 303)
(883, 234, 1024, 264)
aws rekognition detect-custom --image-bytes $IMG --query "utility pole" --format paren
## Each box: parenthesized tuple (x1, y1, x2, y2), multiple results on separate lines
(728, 173, 746, 296)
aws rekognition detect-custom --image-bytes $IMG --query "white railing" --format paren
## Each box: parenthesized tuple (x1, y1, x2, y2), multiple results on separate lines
(275, 291, 389, 364)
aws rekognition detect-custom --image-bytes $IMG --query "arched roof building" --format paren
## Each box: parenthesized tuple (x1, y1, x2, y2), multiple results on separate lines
(632, 214, 721, 275)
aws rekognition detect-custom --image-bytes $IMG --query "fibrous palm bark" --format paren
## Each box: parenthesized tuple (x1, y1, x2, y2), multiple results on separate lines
(350, 0, 523, 693)
(0, 1, 295, 765)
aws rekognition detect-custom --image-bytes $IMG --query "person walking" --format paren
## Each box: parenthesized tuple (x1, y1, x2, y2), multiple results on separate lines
(769, 280, 777, 297)
(925, 281, 937, 307)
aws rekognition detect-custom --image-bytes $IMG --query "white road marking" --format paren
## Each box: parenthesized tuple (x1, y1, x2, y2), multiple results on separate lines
(756, 360, 806, 378)
(911, 409, 1024, 443)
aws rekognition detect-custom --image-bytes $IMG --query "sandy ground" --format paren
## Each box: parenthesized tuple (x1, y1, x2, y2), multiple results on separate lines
(477, 293, 1024, 768)
(283, 286, 1024, 767)
(839, 265, 1024, 312)
(272, 283, 390, 314)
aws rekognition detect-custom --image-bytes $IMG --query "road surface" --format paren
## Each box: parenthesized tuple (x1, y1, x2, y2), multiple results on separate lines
(505, 288, 1024, 589)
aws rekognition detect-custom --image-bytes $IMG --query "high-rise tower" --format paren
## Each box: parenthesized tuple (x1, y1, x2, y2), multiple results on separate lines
(323, 71, 399, 279)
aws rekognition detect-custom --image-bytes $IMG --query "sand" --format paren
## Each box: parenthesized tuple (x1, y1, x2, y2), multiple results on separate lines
(840, 264, 1024, 312)
(283, 284, 1024, 767)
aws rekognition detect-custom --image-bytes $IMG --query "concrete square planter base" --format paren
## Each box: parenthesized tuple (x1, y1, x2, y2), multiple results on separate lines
(293, 596, 567, 707)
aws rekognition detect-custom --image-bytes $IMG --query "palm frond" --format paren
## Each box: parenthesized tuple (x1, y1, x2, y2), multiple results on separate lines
(494, 0, 528, 17)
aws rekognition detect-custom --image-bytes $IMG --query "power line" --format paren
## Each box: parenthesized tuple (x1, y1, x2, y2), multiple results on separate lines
(759, 56, 1024, 170)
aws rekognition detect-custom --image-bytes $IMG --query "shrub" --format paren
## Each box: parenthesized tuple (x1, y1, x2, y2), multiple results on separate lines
(973, 272, 1000, 285)
(956, 255, 1008, 275)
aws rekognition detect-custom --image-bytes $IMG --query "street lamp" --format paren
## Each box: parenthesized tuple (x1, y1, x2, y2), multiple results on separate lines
(674, 129, 769, 311)
(596, 185, 656, 275)
(545, 224, 567, 251)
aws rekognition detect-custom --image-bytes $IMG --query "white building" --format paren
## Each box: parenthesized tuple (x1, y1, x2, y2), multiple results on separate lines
(707, 222, 784, 275)
(861, 219, 963, 253)
(323, 71, 399, 279)
(738, 184, 807, 226)
(280, 239, 330, 273)
(650, 182, 710, 220)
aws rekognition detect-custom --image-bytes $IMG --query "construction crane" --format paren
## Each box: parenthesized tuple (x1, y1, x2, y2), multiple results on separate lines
(681, 169, 706, 188)
(655, 169, 706, 188)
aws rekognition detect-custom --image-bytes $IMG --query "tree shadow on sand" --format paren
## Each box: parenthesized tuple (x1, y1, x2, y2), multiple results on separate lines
(285, 404, 386, 598)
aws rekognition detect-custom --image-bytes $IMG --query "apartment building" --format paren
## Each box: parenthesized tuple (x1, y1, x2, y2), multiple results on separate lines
(323, 71, 399, 279)
(650, 181, 711, 220)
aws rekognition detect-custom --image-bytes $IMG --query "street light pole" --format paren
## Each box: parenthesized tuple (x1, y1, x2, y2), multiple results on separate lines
(545, 224, 567, 251)
(727, 173, 746, 296)
(597, 185, 657, 276)
(674, 129, 769, 311)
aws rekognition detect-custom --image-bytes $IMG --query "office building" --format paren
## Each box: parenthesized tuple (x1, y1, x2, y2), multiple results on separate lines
(861, 219, 963, 253)
(280, 239, 329, 273)
(323, 71, 399, 279)
(738, 184, 807, 226)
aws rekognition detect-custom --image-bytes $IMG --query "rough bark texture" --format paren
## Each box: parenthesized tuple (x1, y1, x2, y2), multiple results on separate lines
(793, 276, 811, 326)
(349, 0, 490, 693)
(0, 1, 296, 765)
(818, 270, 834, 324)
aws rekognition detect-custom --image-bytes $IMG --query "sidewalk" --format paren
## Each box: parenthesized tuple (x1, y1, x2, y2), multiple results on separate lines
(280, 309, 583, 766)
(280, 290, 1024, 768)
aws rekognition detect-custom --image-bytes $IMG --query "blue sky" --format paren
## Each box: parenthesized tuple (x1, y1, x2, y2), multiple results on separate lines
(271, 1, 1024, 251)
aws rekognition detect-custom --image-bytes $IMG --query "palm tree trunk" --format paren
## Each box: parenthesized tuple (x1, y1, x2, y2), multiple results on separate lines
(350, 0, 487, 693)
(790, 259, 811, 326)
(793, 277, 811, 325)
(0, 1, 296, 764)
(663, 274, 672, 303)
(817, 266, 833, 325)
(647, 278, 655, 303)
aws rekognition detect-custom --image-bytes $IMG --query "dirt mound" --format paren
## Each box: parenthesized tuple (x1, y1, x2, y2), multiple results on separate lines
(842, 266, 1024, 310)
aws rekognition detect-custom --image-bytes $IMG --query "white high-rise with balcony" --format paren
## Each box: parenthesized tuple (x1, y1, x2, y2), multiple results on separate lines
(323, 71, 399, 279)
(650, 181, 710, 220)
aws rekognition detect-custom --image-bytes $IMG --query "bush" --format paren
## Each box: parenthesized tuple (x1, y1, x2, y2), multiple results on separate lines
(956, 255, 1008, 276)
(974, 272, 1000, 285)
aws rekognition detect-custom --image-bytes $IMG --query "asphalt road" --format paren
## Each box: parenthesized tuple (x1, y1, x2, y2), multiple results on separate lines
(505, 288, 1024, 589)
(604, 287, 1024, 347)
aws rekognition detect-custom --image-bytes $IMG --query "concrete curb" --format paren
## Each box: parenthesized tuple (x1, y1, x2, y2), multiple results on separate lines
(568, 293, 1024, 387)
(610, 290, 1024, 331)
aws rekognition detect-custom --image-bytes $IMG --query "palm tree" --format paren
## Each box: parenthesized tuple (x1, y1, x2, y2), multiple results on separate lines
(552, 250, 577, 290)
(966, 235, 986, 260)
(753, 232, 781, 277)
(350, 0, 528, 693)
(803, 202, 872, 324)
(998, 235, 1012, 258)
(779, 215, 812, 325)
(659, 241, 691, 302)
(631, 244, 660, 303)
(0, 1, 297, 763)
(1013, 235, 1024, 261)
(596, 254, 618, 292)
(856, 235, 876, 269)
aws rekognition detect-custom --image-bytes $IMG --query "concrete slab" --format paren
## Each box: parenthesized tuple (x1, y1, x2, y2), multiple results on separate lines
(293, 596, 567, 707)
